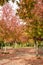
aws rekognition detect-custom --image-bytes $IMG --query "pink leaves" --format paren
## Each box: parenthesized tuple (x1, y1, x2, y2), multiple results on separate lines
(0, 3, 28, 43)
(34, 0, 43, 16)
(2, 3, 15, 21)
(2, 3, 18, 31)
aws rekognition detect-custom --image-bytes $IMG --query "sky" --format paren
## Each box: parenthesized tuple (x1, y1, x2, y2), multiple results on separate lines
(0, 6, 2, 20)
(9, 0, 19, 10)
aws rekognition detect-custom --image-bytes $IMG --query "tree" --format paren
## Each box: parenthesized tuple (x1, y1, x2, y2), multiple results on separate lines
(16, 0, 43, 57)
(0, 0, 15, 6)
(0, 3, 27, 52)
(0, 3, 18, 53)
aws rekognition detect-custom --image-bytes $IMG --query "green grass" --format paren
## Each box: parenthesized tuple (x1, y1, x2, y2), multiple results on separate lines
(0, 42, 43, 49)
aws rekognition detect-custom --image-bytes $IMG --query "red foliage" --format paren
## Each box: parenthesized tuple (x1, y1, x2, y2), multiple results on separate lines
(0, 3, 28, 43)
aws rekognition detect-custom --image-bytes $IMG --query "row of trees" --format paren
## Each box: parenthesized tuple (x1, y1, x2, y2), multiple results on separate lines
(16, 0, 43, 56)
(0, 0, 43, 57)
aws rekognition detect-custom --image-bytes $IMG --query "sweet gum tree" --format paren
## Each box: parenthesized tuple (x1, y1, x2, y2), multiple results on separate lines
(0, 3, 27, 52)
(16, 0, 43, 57)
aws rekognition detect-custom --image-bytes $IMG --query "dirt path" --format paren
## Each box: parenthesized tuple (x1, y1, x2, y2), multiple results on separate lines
(0, 47, 43, 65)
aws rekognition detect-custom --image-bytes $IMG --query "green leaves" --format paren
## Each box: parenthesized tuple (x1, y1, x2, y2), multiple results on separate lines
(16, 0, 36, 20)
(0, 0, 15, 6)
(16, 0, 43, 42)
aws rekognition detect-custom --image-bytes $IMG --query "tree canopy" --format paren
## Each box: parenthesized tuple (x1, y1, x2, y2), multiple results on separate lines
(0, 3, 28, 43)
(16, 0, 43, 42)
(0, 0, 15, 6)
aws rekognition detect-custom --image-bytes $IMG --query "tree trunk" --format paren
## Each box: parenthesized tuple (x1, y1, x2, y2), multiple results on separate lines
(3, 43, 9, 54)
(4, 44, 7, 53)
(34, 40, 39, 57)
(15, 41, 17, 48)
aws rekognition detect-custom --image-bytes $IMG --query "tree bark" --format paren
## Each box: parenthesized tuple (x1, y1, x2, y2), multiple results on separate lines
(34, 40, 39, 57)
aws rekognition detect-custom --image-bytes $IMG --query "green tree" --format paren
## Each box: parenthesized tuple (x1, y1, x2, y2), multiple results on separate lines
(0, 0, 15, 6)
